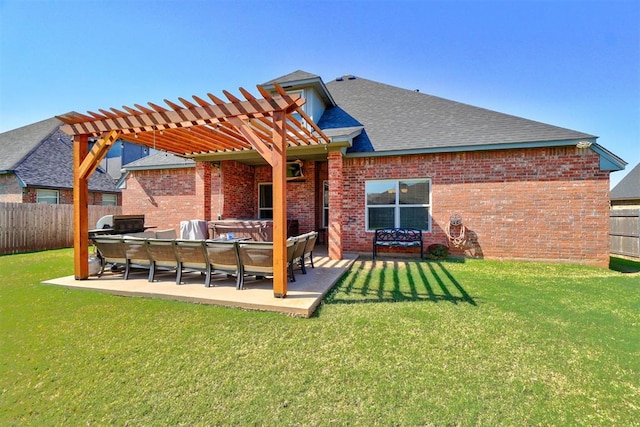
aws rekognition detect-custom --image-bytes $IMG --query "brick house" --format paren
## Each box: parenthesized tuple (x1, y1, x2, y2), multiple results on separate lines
(116, 70, 626, 268)
(0, 118, 120, 205)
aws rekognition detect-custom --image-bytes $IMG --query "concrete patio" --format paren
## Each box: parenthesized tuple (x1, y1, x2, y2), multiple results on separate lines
(43, 249, 358, 318)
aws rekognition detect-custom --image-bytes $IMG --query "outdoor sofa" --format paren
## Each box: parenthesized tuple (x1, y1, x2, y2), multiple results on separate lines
(91, 231, 318, 289)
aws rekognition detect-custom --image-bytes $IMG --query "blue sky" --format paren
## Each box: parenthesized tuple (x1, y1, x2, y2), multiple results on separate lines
(1, 0, 638, 187)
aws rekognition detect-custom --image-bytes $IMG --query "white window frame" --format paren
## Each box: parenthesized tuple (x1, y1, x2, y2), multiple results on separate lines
(258, 183, 273, 219)
(322, 180, 329, 228)
(365, 179, 431, 231)
(36, 189, 59, 204)
(102, 193, 117, 206)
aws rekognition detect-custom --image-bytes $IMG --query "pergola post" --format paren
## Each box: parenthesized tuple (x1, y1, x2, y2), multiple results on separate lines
(72, 131, 118, 279)
(73, 134, 89, 279)
(271, 111, 288, 297)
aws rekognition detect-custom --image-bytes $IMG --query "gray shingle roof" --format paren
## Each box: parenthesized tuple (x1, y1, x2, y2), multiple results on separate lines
(263, 70, 322, 85)
(123, 152, 195, 169)
(0, 117, 60, 171)
(324, 76, 596, 153)
(1, 118, 118, 192)
(611, 162, 640, 201)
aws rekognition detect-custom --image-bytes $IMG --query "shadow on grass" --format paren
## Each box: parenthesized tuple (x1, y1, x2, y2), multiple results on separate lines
(324, 258, 476, 306)
(609, 256, 640, 273)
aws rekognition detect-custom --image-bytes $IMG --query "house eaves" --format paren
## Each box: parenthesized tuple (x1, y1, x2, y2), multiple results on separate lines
(262, 70, 336, 107)
(323, 126, 363, 143)
(344, 138, 626, 172)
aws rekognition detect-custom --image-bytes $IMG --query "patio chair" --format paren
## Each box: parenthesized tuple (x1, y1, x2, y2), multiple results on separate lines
(237, 240, 296, 290)
(92, 236, 127, 278)
(289, 234, 308, 280)
(300, 231, 318, 274)
(174, 239, 211, 286)
(204, 240, 242, 288)
(123, 237, 152, 280)
(145, 238, 178, 282)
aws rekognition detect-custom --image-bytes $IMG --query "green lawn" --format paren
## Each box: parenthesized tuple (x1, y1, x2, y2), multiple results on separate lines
(1, 249, 638, 426)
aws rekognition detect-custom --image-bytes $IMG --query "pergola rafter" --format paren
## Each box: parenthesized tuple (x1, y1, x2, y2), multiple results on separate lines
(59, 83, 330, 298)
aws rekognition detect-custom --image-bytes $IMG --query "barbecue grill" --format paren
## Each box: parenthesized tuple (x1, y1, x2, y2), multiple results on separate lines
(89, 214, 149, 237)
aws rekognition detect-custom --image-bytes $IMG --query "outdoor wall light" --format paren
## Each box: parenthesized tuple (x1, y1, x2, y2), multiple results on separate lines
(576, 141, 592, 148)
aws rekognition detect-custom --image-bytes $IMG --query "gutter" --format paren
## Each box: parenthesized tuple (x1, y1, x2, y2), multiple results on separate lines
(344, 138, 627, 172)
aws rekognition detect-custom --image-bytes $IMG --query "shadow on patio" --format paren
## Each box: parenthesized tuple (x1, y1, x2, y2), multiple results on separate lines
(324, 259, 477, 306)
(43, 248, 358, 318)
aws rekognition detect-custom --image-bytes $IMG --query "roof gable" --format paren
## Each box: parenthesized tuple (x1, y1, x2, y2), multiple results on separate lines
(611, 162, 640, 200)
(263, 70, 322, 85)
(11, 123, 118, 193)
(324, 76, 596, 152)
(0, 117, 61, 171)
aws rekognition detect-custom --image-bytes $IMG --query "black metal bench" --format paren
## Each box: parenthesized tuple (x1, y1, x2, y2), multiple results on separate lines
(372, 228, 423, 260)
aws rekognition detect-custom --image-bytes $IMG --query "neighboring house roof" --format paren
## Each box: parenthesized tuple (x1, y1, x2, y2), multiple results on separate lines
(0, 117, 60, 171)
(0, 118, 119, 193)
(323, 75, 597, 153)
(611, 162, 640, 201)
(123, 152, 195, 170)
(118, 152, 195, 188)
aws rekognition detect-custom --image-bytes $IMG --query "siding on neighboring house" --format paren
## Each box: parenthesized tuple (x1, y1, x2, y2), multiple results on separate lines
(0, 174, 22, 202)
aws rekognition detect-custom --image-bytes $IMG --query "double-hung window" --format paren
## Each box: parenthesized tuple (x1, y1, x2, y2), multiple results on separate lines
(102, 193, 117, 206)
(36, 189, 59, 204)
(322, 180, 329, 228)
(258, 183, 273, 219)
(365, 179, 431, 231)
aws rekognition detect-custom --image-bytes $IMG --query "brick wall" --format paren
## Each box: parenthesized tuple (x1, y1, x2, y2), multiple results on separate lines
(341, 147, 611, 267)
(122, 166, 201, 233)
(119, 146, 610, 267)
(328, 152, 344, 259)
(20, 187, 108, 205)
(221, 161, 255, 219)
(254, 161, 319, 234)
(124, 160, 325, 235)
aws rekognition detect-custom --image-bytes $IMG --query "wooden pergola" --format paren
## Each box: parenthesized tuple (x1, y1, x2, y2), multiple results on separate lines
(58, 83, 330, 297)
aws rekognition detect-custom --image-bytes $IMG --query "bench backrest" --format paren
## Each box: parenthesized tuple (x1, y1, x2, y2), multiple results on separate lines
(93, 237, 127, 263)
(374, 228, 422, 242)
(123, 237, 151, 265)
(146, 239, 178, 268)
(204, 241, 240, 273)
(238, 240, 296, 276)
(174, 239, 208, 268)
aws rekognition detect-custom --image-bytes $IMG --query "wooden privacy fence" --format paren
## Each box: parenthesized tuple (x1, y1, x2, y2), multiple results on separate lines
(610, 209, 640, 258)
(0, 203, 121, 255)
